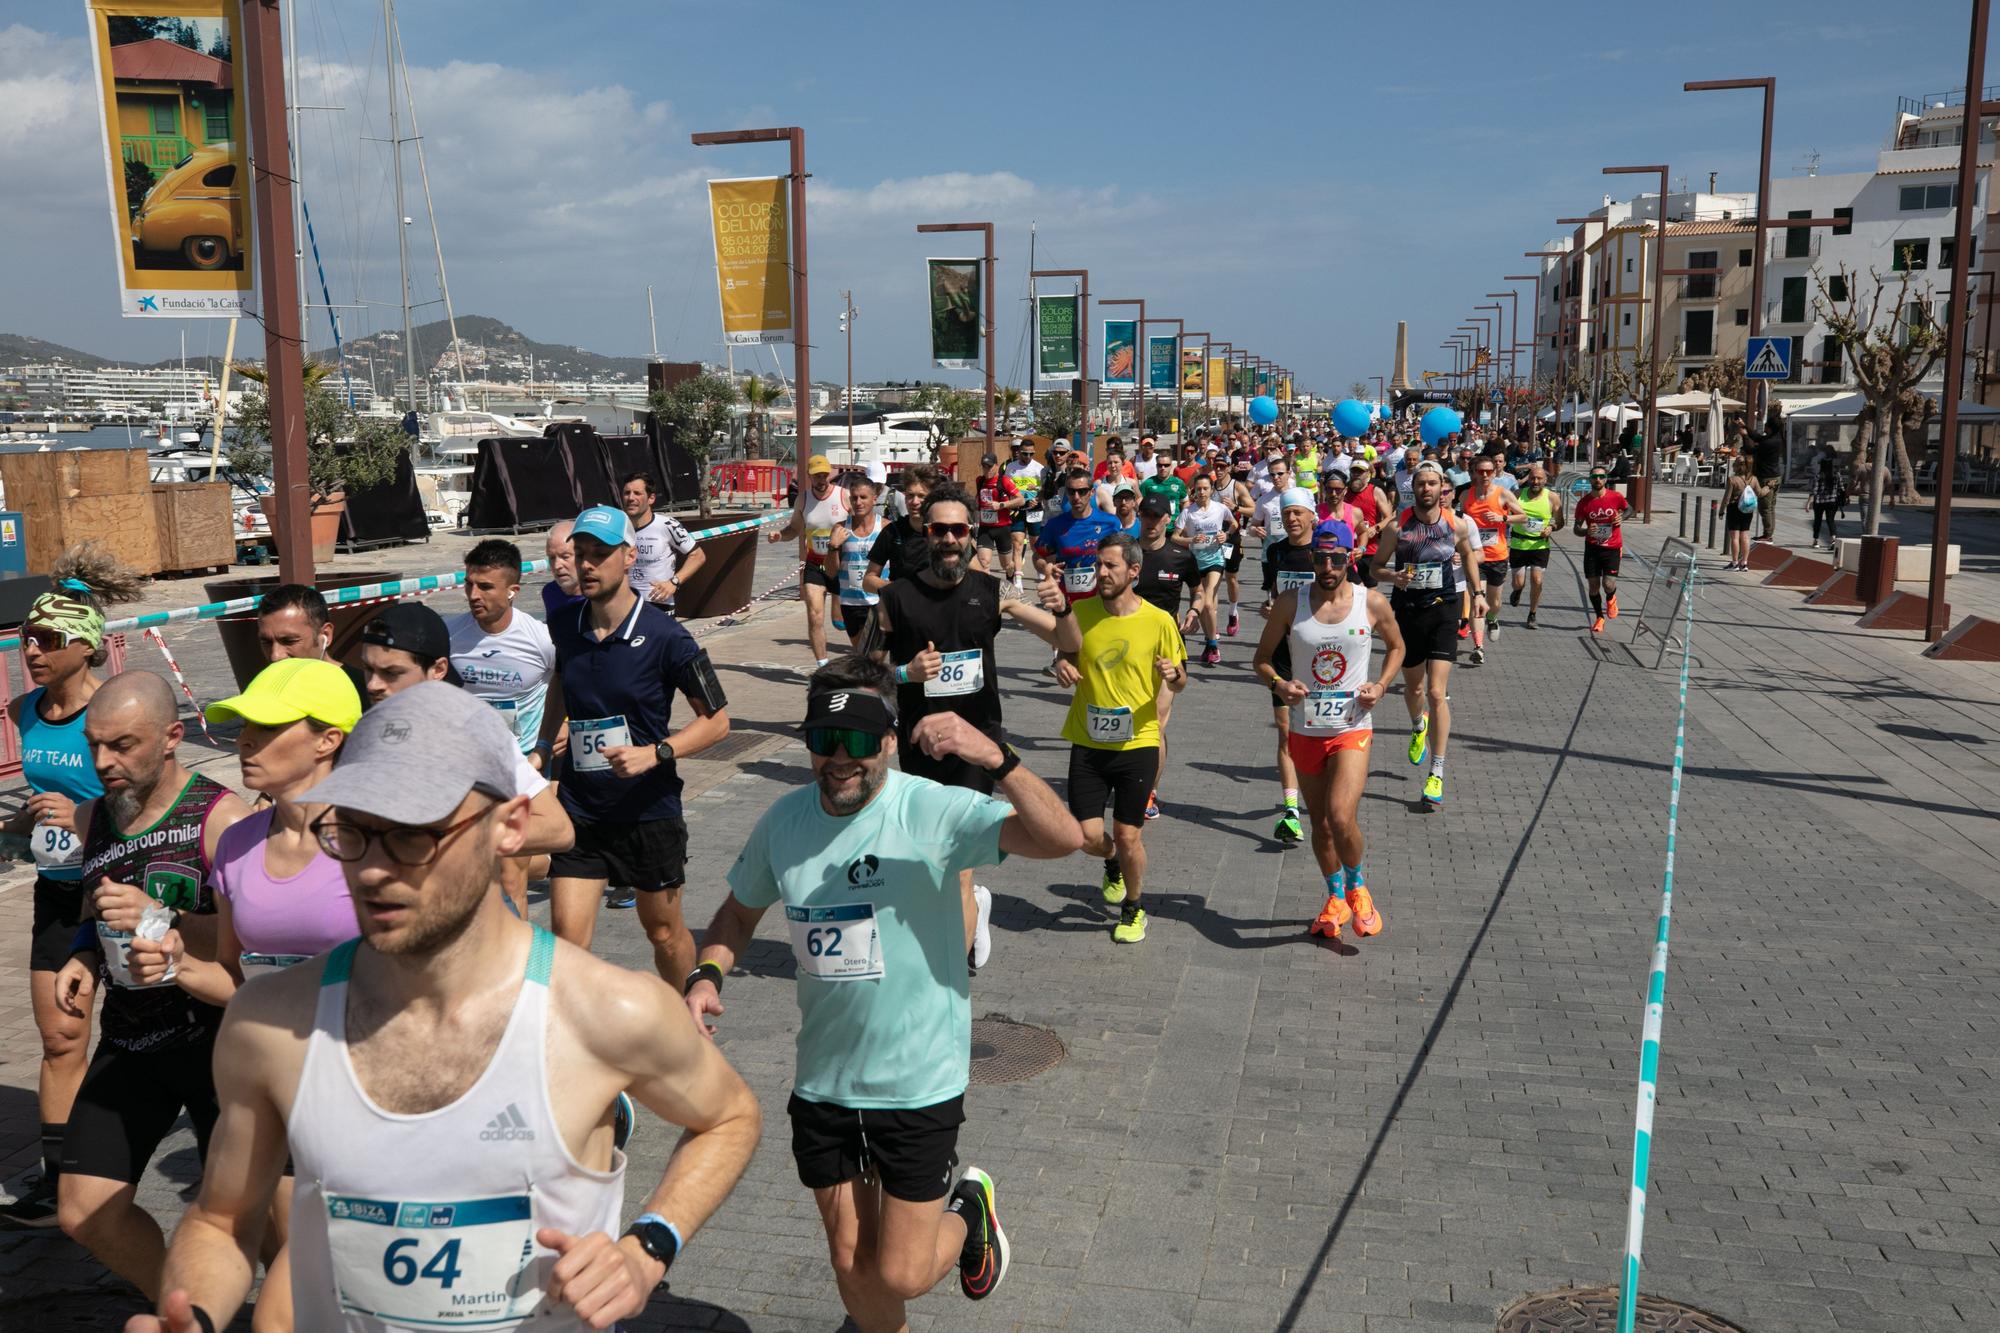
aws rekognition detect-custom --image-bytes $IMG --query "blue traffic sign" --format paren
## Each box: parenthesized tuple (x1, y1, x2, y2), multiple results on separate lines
(1745, 336, 1793, 380)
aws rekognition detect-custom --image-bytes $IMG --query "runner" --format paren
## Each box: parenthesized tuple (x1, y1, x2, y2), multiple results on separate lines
(1346, 459, 1389, 588)
(826, 474, 886, 652)
(1034, 467, 1123, 604)
(1257, 488, 1323, 846)
(1219, 450, 1259, 636)
(1138, 450, 1188, 525)
(1132, 434, 1162, 480)
(1459, 456, 1529, 665)
(1109, 480, 1142, 539)
(688, 658, 1081, 1329)
(865, 464, 938, 593)
(49, 673, 249, 1298)
(541, 505, 731, 984)
(1003, 440, 1045, 583)
(620, 472, 705, 611)
(251, 585, 334, 662)
(1573, 465, 1630, 632)
(130, 683, 761, 1333)
(542, 519, 585, 615)
(1507, 464, 1563, 629)
(1248, 454, 1295, 586)
(1131, 496, 1197, 821)
(973, 452, 1025, 584)
(1051, 533, 1189, 942)
(1370, 462, 1487, 810)
(767, 454, 849, 668)
(0, 556, 142, 1231)
(1174, 473, 1237, 665)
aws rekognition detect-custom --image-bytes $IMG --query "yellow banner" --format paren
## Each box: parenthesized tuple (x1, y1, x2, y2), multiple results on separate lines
(708, 176, 792, 344)
(1208, 357, 1227, 398)
(1279, 376, 1293, 402)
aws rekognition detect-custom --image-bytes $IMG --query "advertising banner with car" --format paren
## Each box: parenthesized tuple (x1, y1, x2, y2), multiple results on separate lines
(1181, 346, 1204, 393)
(707, 175, 793, 345)
(926, 258, 980, 368)
(85, 0, 255, 318)
(1103, 319, 1137, 386)
(1036, 294, 1078, 381)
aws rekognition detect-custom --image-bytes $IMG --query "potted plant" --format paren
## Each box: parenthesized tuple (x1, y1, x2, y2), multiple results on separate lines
(648, 373, 760, 617)
(227, 362, 410, 562)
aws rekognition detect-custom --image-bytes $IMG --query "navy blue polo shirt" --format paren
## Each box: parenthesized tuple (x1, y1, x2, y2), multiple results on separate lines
(550, 595, 719, 822)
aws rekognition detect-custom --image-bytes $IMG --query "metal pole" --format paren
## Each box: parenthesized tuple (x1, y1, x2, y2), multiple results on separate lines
(385, 0, 417, 409)
(1606, 165, 1671, 519)
(844, 289, 854, 453)
(984, 225, 996, 453)
(1685, 79, 1776, 423)
(1032, 267, 1090, 453)
(241, 0, 313, 582)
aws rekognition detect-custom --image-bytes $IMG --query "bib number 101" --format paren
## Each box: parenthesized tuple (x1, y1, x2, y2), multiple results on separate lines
(383, 1236, 463, 1288)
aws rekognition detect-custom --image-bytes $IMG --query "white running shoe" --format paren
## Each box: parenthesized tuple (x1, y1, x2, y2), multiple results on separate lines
(971, 884, 994, 969)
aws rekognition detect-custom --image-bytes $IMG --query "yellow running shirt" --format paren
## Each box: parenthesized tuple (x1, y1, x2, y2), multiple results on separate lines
(1061, 597, 1188, 751)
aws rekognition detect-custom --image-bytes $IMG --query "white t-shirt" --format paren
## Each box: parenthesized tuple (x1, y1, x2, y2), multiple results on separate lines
(1253, 491, 1286, 553)
(1495, 471, 1519, 493)
(446, 610, 557, 753)
(628, 513, 698, 598)
(1133, 453, 1160, 480)
(1004, 459, 1046, 523)
(1177, 499, 1231, 559)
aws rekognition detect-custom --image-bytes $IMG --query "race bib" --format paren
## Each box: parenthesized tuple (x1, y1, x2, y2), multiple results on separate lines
(1408, 562, 1444, 591)
(1064, 559, 1098, 595)
(1299, 689, 1356, 735)
(30, 821, 81, 873)
(1476, 516, 1503, 534)
(1513, 517, 1546, 536)
(808, 529, 833, 556)
(96, 922, 175, 990)
(1085, 705, 1135, 744)
(1589, 523, 1613, 542)
(1221, 544, 1236, 560)
(978, 507, 1000, 525)
(1276, 570, 1315, 593)
(925, 649, 984, 698)
(324, 1190, 540, 1327)
(568, 716, 629, 773)
(785, 902, 883, 981)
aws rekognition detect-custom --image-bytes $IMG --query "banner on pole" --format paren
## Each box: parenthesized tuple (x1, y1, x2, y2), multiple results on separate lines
(1182, 346, 1205, 393)
(1207, 357, 1227, 398)
(1103, 320, 1137, 386)
(1279, 376, 1293, 403)
(1147, 335, 1178, 391)
(927, 258, 981, 368)
(707, 176, 793, 345)
(1035, 294, 1078, 381)
(86, 0, 256, 318)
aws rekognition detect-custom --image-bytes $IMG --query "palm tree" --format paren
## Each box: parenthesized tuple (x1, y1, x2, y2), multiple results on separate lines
(997, 385, 1025, 433)
(740, 374, 781, 460)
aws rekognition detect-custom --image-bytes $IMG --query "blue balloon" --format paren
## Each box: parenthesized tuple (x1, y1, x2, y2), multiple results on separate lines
(1420, 406, 1462, 446)
(1248, 395, 1279, 426)
(1332, 399, 1372, 438)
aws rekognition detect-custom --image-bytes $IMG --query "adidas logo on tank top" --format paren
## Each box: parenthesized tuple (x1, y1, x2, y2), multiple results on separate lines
(479, 1103, 536, 1142)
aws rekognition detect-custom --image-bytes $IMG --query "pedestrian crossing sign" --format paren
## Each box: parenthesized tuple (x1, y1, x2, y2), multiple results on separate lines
(1745, 336, 1793, 380)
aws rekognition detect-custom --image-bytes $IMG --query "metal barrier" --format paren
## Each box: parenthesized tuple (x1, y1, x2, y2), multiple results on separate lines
(1628, 538, 1698, 669)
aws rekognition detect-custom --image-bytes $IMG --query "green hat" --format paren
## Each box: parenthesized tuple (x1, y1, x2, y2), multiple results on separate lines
(205, 658, 362, 732)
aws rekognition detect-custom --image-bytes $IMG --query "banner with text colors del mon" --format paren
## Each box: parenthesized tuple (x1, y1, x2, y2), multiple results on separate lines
(86, 0, 255, 318)
(1147, 335, 1178, 391)
(1036, 294, 1079, 381)
(928, 258, 981, 368)
(708, 176, 792, 345)
(1103, 319, 1137, 386)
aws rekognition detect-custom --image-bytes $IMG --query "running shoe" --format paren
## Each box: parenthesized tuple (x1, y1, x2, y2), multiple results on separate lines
(1526, 613, 1539, 629)
(1469, 646, 1484, 666)
(1509, 586, 1522, 607)
(612, 1091, 636, 1152)
(1422, 773, 1444, 807)
(971, 884, 993, 969)
(1407, 715, 1429, 766)
(1145, 791, 1161, 821)
(1308, 893, 1351, 940)
(953, 1167, 1009, 1301)
(1101, 862, 1126, 905)
(607, 886, 637, 910)
(1201, 644, 1222, 666)
(1456, 621, 1470, 640)
(1487, 618, 1500, 640)
(1113, 901, 1148, 943)
(0, 1174, 58, 1230)
(1275, 811, 1303, 845)
(1346, 884, 1384, 937)
(1225, 614, 1239, 637)
(1590, 615, 1606, 633)
(1606, 593, 1620, 619)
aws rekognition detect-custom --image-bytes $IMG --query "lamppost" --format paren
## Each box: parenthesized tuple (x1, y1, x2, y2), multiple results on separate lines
(1151, 316, 1186, 438)
(1031, 266, 1089, 456)
(839, 290, 856, 452)
(1102, 297, 1146, 439)
(1505, 274, 1543, 434)
(917, 221, 996, 459)
(1487, 291, 1521, 429)
(692, 126, 811, 490)
(1605, 164, 1669, 519)
(1685, 78, 1777, 422)
(1213, 341, 1234, 421)
(1478, 305, 1504, 421)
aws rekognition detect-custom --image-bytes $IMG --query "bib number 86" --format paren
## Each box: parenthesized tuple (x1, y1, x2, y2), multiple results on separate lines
(805, 926, 844, 957)
(383, 1237, 464, 1289)
(937, 660, 970, 686)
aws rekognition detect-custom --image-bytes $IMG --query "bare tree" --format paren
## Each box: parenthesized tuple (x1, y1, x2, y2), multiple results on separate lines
(1815, 265, 1951, 527)
(1347, 380, 1370, 402)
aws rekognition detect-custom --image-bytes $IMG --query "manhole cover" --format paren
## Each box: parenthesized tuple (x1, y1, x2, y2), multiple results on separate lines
(968, 1016, 1064, 1085)
(1497, 1287, 1747, 1332)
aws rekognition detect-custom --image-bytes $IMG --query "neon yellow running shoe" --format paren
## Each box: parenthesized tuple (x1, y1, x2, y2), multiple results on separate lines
(1101, 862, 1126, 905)
(1422, 773, 1444, 807)
(1408, 714, 1429, 766)
(1112, 902, 1147, 943)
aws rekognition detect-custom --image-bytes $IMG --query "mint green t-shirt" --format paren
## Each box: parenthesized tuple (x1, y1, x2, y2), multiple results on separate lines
(726, 768, 1010, 1109)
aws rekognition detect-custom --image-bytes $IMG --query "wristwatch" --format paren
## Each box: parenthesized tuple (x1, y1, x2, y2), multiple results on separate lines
(984, 745, 1023, 782)
(654, 739, 676, 765)
(622, 1212, 681, 1285)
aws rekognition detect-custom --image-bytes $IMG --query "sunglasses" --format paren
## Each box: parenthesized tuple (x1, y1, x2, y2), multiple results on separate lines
(21, 627, 77, 652)
(1316, 550, 1352, 566)
(926, 522, 971, 539)
(1066, 487, 1093, 497)
(1590, 472, 1609, 480)
(804, 726, 885, 759)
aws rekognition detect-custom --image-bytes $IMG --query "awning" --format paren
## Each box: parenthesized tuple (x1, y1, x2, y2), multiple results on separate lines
(1783, 389, 2000, 422)
(1653, 391, 1743, 410)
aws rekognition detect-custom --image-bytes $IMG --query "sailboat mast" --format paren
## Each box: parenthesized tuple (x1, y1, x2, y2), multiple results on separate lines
(389, 2, 467, 398)
(385, 0, 417, 410)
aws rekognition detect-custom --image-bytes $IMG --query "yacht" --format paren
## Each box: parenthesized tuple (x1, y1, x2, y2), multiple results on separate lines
(771, 407, 941, 471)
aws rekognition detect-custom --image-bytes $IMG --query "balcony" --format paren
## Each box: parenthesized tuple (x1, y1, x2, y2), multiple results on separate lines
(1675, 275, 1722, 302)
(121, 133, 193, 178)
(1769, 231, 1823, 263)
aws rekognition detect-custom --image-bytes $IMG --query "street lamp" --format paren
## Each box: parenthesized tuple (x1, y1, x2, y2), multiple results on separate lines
(917, 221, 996, 459)
(1102, 297, 1147, 440)
(1488, 291, 1522, 430)
(1605, 164, 1669, 519)
(1031, 267, 1089, 455)
(838, 291, 856, 452)
(1684, 77, 1777, 422)
(691, 126, 811, 489)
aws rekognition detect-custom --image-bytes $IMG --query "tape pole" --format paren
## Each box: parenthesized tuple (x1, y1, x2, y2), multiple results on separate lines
(1616, 546, 1699, 1333)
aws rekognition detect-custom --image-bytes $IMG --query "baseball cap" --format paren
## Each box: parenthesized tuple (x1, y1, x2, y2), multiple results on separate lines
(297, 681, 520, 825)
(982, 453, 999, 466)
(572, 504, 635, 548)
(361, 602, 453, 663)
(1279, 486, 1316, 512)
(1113, 480, 1138, 498)
(1312, 519, 1357, 553)
(205, 657, 363, 732)
(807, 454, 832, 475)
(1139, 494, 1173, 519)
(1413, 460, 1446, 479)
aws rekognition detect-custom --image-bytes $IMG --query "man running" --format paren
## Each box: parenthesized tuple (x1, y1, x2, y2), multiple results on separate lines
(621, 471, 704, 611)
(1034, 468, 1122, 604)
(1258, 487, 1323, 845)
(540, 505, 730, 984)
(1370, 462, 1486, 810)
(865, 464, 937, 593)
(1507, 464, 1563, 629)
(1003, 441, 1045, 580)
(687, 659, 1082, 1330)
(826, 474, 886, 652)
(1131, 495, 1196, 821)
(131, 684, 761, 1333)
(542, 518, 584, 615)
(973, 452, 1024, 585)
(252, 585, 334, 663)
(1459, 456, 1529, 664)
(1109, 481, 1142, 539)
(51, 673, 249, 1298)
(767, 454, 848, 667)
(1139, 451, 1187, 525)
(1573, 465, 1630, 633)
(1255, 519, 1404, 939)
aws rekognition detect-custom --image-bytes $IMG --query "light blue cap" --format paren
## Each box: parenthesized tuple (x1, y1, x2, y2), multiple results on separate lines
(572, 505, 635, 548)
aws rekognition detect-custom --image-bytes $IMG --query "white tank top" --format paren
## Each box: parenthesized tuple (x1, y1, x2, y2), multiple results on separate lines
(802, 485, 849, 555)
(287, 927, 625, 1331)
(1286, 584, 1373, 736)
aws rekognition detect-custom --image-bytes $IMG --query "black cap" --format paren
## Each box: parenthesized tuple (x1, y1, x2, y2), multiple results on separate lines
(801, 685, 897, 736)
(1139, 494, 1173, 519)
(360, 603, 463, 685)
(981, 453, 999, 466)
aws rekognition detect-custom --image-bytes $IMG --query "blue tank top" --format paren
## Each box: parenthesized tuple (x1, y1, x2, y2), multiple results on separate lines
(18, 687, 101, 882)
(836, 518, 881, 606)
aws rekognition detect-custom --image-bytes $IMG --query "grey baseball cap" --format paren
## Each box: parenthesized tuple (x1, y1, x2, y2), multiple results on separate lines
(297, 681, 520, 825)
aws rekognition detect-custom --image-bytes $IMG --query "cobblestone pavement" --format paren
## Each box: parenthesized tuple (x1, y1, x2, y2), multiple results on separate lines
(1, 520, 1995, 1331)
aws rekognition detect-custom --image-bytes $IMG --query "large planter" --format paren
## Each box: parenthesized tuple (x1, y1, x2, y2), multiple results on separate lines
(204, 569, 402, 691)
(672, 512, 761, 619)
(258, 494, 346, 563)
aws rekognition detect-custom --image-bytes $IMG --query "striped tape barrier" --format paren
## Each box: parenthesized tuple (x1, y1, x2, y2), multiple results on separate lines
(1615, 543, 1699, 1333)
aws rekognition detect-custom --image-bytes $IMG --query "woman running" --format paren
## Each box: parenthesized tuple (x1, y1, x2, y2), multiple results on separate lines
(1175, 474, 1238, 665)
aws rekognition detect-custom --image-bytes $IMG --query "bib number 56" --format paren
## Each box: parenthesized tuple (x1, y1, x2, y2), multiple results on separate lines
(383, 1237, 464, 1289)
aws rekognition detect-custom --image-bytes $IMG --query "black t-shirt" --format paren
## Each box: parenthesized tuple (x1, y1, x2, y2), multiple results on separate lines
(1265, 538, 1316, 586)
(867, 515, 931, 582)
(1750, 430, 1784, 480)
(879, 571, 1004, 739)
(1135, 539, 1196, 616)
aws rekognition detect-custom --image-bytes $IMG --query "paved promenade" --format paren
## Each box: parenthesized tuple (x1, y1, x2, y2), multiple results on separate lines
(1, 509, 1996, 1330)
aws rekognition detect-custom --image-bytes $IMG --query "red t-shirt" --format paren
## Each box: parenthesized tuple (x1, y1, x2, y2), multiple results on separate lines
(1348, 484, 1383, 553)
(1574, 490, 1629, 548)
(975, 474, 1020, 528)
(1174, 463, 1204, 486)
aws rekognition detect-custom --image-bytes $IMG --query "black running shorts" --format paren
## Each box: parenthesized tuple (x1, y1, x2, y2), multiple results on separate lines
(1583, 546, 1622, 580)
(900, 733, 999, 796)
(1509, 548, 1550, 571)
(787, 1092, 964, 1202)
(802, 564, 839, 592)
(1394, 597, 1461, 665)
(1066, 744, 1159, 827)
(62, 1030, 221, 1184)
(30, 875, 86, 973)
(550, 815, 687, 891)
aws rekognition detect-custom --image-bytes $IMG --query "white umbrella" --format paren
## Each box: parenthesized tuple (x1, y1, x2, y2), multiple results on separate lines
(1707, 386, 1725, 451)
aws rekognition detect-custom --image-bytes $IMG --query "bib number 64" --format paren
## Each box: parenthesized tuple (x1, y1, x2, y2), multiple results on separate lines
(383, 1237, 464, 1289)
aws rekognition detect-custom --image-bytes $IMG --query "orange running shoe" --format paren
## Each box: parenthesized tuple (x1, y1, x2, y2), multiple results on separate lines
(1591, 615, 1606, 633)
(1309, 893, 1351, 939)
(1346, 884, 1383, 937)
(1607, 593, 1620, 619)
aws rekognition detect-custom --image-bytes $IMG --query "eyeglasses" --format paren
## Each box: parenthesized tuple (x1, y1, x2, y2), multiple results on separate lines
(1590, 472, 1609, 480)
(1066, 487, 1093, 497)
(926, 522, 971, 539)
(311, 804, 494, 866)
(804, 726, 885, 759)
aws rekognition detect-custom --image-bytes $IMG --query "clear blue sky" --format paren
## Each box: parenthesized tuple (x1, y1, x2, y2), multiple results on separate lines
(3, 0, 1994, 393)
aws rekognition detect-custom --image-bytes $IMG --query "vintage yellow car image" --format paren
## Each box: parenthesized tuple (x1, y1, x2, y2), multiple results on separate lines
(130, 141, 244, 270)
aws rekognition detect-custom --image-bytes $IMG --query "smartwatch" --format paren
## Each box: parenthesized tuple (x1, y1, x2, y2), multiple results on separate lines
(622, 1212, 682, 1283)
(984, 746, 1022, 783)
(654, 739, 676, 766)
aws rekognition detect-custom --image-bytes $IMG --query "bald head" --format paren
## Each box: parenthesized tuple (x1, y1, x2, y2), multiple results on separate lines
(545, 520, 578, 595)
(86, 671, 184, 808)
(91, 670, 178, 730)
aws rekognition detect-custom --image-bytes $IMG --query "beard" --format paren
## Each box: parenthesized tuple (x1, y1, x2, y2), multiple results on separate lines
(929, 545, 968, 585)
(817, 761, 883, 815)
(104, 786, 148, 830)
(362, 836, 493, 957)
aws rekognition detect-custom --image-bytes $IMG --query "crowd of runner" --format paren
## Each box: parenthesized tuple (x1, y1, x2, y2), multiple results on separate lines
(0, 411, 1628, 1332)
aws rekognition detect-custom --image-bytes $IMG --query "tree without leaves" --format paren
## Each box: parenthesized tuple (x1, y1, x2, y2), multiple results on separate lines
(1348, 380, 1370, 402)
(1815, 264, 1951, 520)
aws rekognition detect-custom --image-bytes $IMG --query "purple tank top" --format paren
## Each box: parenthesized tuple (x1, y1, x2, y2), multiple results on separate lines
(210, 807, 357, 966)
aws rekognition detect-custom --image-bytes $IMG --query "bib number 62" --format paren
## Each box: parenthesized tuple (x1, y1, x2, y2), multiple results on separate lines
(805, 926, 844, 958)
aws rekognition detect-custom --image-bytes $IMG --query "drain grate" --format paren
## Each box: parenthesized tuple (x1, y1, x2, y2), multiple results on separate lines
(968, 1016, 1065, 1085)
(1497, 1287, 1748, 1332)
